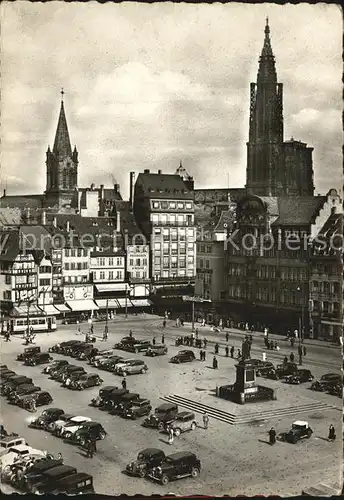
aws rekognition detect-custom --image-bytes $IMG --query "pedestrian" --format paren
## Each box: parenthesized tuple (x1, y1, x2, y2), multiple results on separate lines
(122, 377, 127, 390)
(213, 356, 218, 369)
(168, 426, 174, 445)
(195, 328, 199, 338)
(268, 427, 276, 445)
(225, 346, 229, 357)
(5, 330, 10, 342)
(199, 350, 203, 361)
(161, 334, 165, 344)
(203, 412, 209, 429)
(283, 356, 288, 365)
(203, 338, 207, 349)
(291, 337, 295, 348)
(163, 319, 166, 328)
(214, 343, 219, 355)
(264, 327, 268, 337)
(86, 438, 94, 458)
(290, 352, 294, 363)
(230, 346, 234, 358)
(298, 345, 302, 357)
(225, 332, 229, 342)
(129, 330, 133, 337)
(298, 354, 302, 366)
(102, 326, 108, 342)
(328, 424, 336, 441)
(202, 350, 206, 361)
(90, 324, 94, 335)
(303, 345, 307, 357)
(237, 349, 241, 359)
(152, 337, 156, 345)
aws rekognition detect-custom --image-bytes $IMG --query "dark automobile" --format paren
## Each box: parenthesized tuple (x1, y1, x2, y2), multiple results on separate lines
(0, 371, 17, 384)
(148, 451, 201, 485)
(21, 458, 64, 491)
(43, 359, 69, 374)
(121, 398, 152, 419)
(109, 392, 140, 415)
(115, 336, 138, 347)
(31, 465, 77, 494)
(48, 340, 79, 354)
(2, 377, 33, 396)
(69, 343, 93, 358)
(146, 344, 168, 356)
(250, 359, 275, 376)
(89, 349, 115, 366)
(25, 352, 52, 366)
(78, 346, 99, 361)
(311, 373, 342, 392)
(48, 472, 94, 494)
(18, 391, 53, 409)
(170, 350, 196, 364)
(97, 355, 124, 372)
(29, 408, 65, 429)
(16, 346, 41, 361)
(49, 413, 77, 434)
(58, 365, 86, 383)
(278, 420, 313, 444)
(266, 362, 298, 380)
(142, 403, 179, 430)
(98, 388, 128, 411)
(284, 369, 314, 384)
(121, 340, 152, 353)
(126, 448, 166, 478)
(8, 384, 41, 403)
(90, 385, 118, 407)
(71, 422, 107, 446)
(69, 373, 103, 390)
(327, 383, 342, 397)
(62, 341, 84, 356)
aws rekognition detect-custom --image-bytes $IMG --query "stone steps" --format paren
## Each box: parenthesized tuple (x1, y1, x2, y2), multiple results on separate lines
(161, 394, 337, 425)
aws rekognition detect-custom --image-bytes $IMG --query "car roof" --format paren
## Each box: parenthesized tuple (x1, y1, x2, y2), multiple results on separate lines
(44, 408, 63, 414)
(177, 411, 194, 418)
(167, 451, 196, 461)
(140, 448, 164, 456)
(1, 436, 24, 443)
(101, 386, 117, 391)
(56, 472, 92, 485)
(8, 444, 29, 452)
(29, 459, 62, 473)
(157, 403, 177, 411)
(43, 465, 76, 477)
(70, 416, 89, 422)
(293, 420, 308, 426)
(122, 393, 139, 399)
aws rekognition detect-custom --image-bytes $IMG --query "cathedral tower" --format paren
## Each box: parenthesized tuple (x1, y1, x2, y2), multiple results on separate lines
(45, 90, 78, 208)
(246, 19, 284, 196)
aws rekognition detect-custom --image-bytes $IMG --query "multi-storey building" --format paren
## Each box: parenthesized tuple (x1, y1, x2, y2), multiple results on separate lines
(133, 168, 196, 314)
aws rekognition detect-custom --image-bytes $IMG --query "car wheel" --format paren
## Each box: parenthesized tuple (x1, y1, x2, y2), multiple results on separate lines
(191, 467, 199, 478)
(191, 422, 196, 431)
(80, 436, 86, 447)
(139, 468, 146, 478)
(122, 371, 127, 376)
(99, 431, 106, 440)
(135, 348, 139, 354)
(256, 370, 261, 376)
(141, 368, 146, 374)
(161, 474, 169, 485)
(174, 428, 181, 437)
(64, 432, 72, 439)
(158, 422, 164, 430)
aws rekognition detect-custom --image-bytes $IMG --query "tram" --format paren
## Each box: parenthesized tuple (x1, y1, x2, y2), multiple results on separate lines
(7, 316, 57, 333)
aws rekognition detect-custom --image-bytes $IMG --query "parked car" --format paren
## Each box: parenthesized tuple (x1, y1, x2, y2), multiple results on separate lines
(148, 451, 201, 484)
(121, 399, 152, 419)
(59, 417, 93, 439)
(0, 436, 27, 457)
(90, 386, 118, 407)
(114, 337, 138, 349)
(266, 362, 298, 380)
(43, 359, 69, 374)
(284, 369, 314, 384)
(327, 383, 343, 397)
(113, 358, 139, 373)
(2, 376, 33, 395)
(121, 341, 152, 353)
(58, 365, 86, 383)
(51, 415, 91, 436)
(8, 384, 41, 403)
(70, 422, 107, 445)
(311, 373, 342, 392)
(30, 465, 77, 494)
(69, 373, 103, 390)
(96, 355, 124, 371)
(250, 360, 275, 376)
(48, 472, 94, 495)
(63, 341, 85, 356)
(48, 340, 79, 354)
(98, 388, 128, 411)
(0, 370, 17, 382)
(278, 420, 313, 444)
(116, 359, 148, 376)
(164, 411, 197, 436)
(126, 449, 166, 478)
(16, 346, 41, 361)
(29, 408, 65, 430)
(170, 350, 196, 364)
(109, 393, 140, 415)
(142, 403, 179, 430)
(24, 352, 52, 366)
(77, 347, 98, 361)
(89, 350, 115, 366)
(18, 391, 53, 409)
(146, 344, 168, 357)
(20, 458, 64, 492)
(0, 445, 46, 471)
(69, 343, 92, 358)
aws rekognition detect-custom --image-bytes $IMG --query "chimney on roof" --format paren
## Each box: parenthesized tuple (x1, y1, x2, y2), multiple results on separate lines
(158, 169, 162, 174)
(129, 172, 135, 209)
(3, 189, 6, 197)
(116, 211, 121, 233)
(53, 216, 57, 228)
(41, 210, 46, 225)
(144, 169, 150, 174)
(90, 183, 95, 191)
(99, 184, 105, 216)
(114, 183, 120, 193)
(66, 220, 70, 232)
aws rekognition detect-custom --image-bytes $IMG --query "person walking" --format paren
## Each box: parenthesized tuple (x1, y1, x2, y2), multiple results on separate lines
(328, 424, 336, 441)
(298, 345, 302, 357)
(122, 377, 127, 390)
(168, 426, 174, 445)
(199, 350, 203, 361)
(237, 349, 241, 359)
(86, 437, 94, 458)
(225, 346, 229, 357)
(5, 330, 10, 342)
(129, 330, 133, 338)
(102, 326, 108, 342)
(283, 356, 288, 365)
(225, 332, 229, 342)
(214, 343, 219, 355)
(195, 328, 199, 338)
(163, 319, 166, 328)
(303, 345, 307, 357)
(268, 427, 276, 445)
(290, 352, 295, 363)
(230, 346, 234, 359)
(90, 324, 94, 335)
(152, 337, 156, 345)
(203, 338, 207, 349)
(161, 334, 165, 344)
(298, 353, 302, 366)
(203, 412, 209, 429)
(213, 356, 218, 369)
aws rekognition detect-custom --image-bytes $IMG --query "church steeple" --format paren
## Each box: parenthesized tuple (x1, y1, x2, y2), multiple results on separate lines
(53, 89, 72, 158)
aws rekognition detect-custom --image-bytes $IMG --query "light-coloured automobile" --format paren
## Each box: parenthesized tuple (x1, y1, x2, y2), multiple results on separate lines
(114, 359, 138, 373)
(116, 359, 148, 375)
(53, 416, 91, 437)
(59, 417, 92, 439)
(0, 445, 45, 471)
(0, 437, 27, 457)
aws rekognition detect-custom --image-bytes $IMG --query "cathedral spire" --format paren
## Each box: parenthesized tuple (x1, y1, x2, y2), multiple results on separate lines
(257, 18, 276, 83)
(53, 89, 72, 157)
(261, 17, 273, 57)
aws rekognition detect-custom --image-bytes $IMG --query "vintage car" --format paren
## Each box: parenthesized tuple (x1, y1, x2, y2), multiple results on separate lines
(113, 358, 139, 373)
(89, 349, 115, 366)
(62, 341, 85, 356)
(250, 360, 275, 376)
(90, 386, 118, 407)
(114, 337, 138, 349)
(2, 376, 33, 395)
(69, 343, 94, 359)
(148, 451, 201, 485)
(70, 422, 107, 445)
(265, 362, 298, 380)
(48, 472, 95, 494)
(29, 408, 65, 430)
(8, 384, 41, 403)
(98, 388, 129, 411)
(18, 391, 53, 409)
(20, 458, 64, 492)
(77, 346, 99, 361)
(126, 448, 166, 478)
(121, 398, 152, 419)
(146, 344, 168, 357)
(48, 340, 79, 354)
(69, 373, 103, 390)
(278, 420, 313, 444)
(59, 365, 86, 383)
(170, 350, 196, 364)
(116, 359, 148, 376)
(310, 373, 342, 392)
(0, 369, 17, 381)
(24, 352, 53, 366)
(327, 383, 343, 397)
(0, 445, 46, 471)
(142, 403, 179, 430)
(59, 416, 93, 439)
(96, 355, 124, 371)
(16, 346, 41, 361)
(164, 411, 197, 436)
(284, 369, 314, 384)
(119, 340, 152, 354)
(30, 465, 77, 494)
(109, 393, 140, 415)
(42, 359, 69, 374)
(51, 415, 91, 436)
(0, 436, 27, 457)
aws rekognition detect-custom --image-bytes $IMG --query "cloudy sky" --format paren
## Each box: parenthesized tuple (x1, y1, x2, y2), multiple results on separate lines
(1, 2, 342, 199)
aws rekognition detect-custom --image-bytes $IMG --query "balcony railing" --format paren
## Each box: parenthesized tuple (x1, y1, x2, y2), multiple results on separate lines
(152, 276, 196, 284)
(2, 268, 36, 275)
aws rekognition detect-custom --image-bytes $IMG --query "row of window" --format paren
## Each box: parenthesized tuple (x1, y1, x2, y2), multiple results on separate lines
(197, 244, 213, 254)
(154, 269, 194, 279)
(153, 242, 194, 252)
(312, 301, 340, 314)
(39, 279, 51, 286)
(94, 271, 123, 280)
(94, 257, 124, 267)
(65, 248, 88, 257)
(12, 262, 35, 270)
(39, 266, 52, 273)
(198, 259, 210, 269)
(311, 281, 341, 294)
(65, 262, 88, 271)
(151, 214, 194, 226)
(63, 276, 89, 284)
(154, 255, 194, 265)
(152, 201, 193, 210)
(312, 265, 340, 276)
(128, 258, 148, 267)
(196, 274, 212, 285)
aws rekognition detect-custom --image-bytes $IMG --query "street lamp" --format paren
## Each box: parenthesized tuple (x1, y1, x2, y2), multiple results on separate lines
(296, 284, 304, 346)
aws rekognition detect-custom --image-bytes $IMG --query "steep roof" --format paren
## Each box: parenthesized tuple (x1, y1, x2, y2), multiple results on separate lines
(312, 212, 343, 257)
(0, 208, 22, 226)
(273, 196, 326, 226)
(136, 173, 193, 200)
(53, 100, 72, 157)
(70, 187, 122, 210)
(0, 195, 44, 210)
(214, 208, 236, 232)
(114, 200, 145, 241)
(0, 230, 21, 261)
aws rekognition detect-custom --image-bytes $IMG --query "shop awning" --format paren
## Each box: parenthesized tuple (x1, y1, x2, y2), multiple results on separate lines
(66, 300, 99, 312)
(116, 298, 133, 308)
(95, 283, 128, 293)
(12, 305, 43, 317)
(54, 304, 71, 312)
(130, 299, 151, 307)
(95, 299, 120, 309)
(39, 305, 60, 316)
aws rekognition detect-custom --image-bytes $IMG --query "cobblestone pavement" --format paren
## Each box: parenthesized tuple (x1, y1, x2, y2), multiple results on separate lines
(1, 314, 342, 496)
